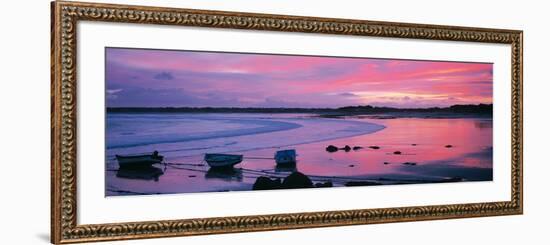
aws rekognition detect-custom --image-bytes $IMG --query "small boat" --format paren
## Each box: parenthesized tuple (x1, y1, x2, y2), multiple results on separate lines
(204, 153, 243, 168)
(274, 149, 297, 165)
(116, 151, 164, 169)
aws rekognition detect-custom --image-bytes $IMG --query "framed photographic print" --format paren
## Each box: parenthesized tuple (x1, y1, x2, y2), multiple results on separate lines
(51, 0, 523, 243)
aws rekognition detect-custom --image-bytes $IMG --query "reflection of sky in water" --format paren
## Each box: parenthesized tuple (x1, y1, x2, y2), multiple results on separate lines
(105, 114, 492, 196)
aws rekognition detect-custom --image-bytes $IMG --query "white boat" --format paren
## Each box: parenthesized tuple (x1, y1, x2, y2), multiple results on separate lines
(274, 149, 297, 165)
(204, 153, 243, 168)
(116, 151, 164, 169)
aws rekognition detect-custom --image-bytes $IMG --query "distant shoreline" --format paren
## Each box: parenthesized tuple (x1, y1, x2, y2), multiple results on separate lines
(107, 104, 492, 115)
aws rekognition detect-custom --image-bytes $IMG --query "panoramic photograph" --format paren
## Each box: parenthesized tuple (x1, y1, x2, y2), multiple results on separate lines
(105, 47, 493, 196)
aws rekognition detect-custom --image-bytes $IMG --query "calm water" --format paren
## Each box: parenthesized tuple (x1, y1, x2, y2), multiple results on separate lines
(105, 113, 492, 196)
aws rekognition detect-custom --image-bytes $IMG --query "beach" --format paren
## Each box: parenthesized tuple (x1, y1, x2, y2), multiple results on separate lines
(106, 113, 493, 196)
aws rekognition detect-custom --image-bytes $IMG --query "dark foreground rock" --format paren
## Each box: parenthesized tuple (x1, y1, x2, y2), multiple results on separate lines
(345, 181, 382, 186)
(353, 146, 363, 150)
(315, 181, 333, 188)
(368, 146, 380, 149)
(253, 176, 282, 190)
(342, 145, 352, 152)
(393, 151, 402, 155)
(437, 177, 463, 182)
(253, 172, 326, 190)
(282, 171, 314, 189)
(445, 145, 453, 148)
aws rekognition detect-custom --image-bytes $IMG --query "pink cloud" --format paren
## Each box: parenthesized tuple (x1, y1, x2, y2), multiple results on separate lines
(106, 48, 493, 108)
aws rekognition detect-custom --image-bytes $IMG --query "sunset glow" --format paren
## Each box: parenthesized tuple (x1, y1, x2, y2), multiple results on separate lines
(106, 48, 493, 108)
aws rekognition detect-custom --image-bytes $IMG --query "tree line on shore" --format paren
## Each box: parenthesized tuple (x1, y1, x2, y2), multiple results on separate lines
(107, 103, 492, 114)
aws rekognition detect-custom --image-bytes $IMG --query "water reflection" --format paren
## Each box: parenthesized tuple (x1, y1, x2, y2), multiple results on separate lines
(116, 166, 164, 182)
(474, 120, 492, 129)
(205, 167, 243, 182)
(275, 163, 297, 173)
(106, 116, 493, 195)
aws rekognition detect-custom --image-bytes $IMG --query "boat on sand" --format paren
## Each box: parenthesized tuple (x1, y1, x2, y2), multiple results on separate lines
(204, 153, 243, 168)
(274, 149, 297, 165)
(116, 151, 164, 169)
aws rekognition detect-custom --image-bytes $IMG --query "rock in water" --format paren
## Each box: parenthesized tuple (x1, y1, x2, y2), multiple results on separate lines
(369, 146, 380, 150)
(315, 181, 333, 188)
(326, 145, 338, 152)
(253, 176, 282, 190)
(282, 172, 313, 189)
(393, 151, 402, 155)
(445, 145, 453, 148)
(342, 145, 352, 152)
(345, 181, 381, 186)
(352, 146, 363, 150)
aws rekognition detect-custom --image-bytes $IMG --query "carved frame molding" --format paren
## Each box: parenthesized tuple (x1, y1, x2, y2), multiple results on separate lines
(51, 1, 523, 243)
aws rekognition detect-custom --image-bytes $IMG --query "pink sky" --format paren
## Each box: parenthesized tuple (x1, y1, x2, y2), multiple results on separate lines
(106, 48, 493, 108)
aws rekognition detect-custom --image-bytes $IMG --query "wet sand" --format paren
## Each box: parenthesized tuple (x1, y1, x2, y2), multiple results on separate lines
(106, 114, 492, 196)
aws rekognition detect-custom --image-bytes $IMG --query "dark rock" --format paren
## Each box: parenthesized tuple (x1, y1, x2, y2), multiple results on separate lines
(326, 145, 338, 152)
(368, 146, 380, 150)
(253, 176, 282, 190)
(439, 176, 463, 182)
(393, 151, 402, 155)
(188, 175, 196, 178)
(402, 162, 417, 166)
(411, 144, 417, 146)
(281, 171, 313, 189)
(315, 181, 333, 188)
(342, 145, 352, 152)
(352, 146, 363, 150)
(345, 181, 382, 186)
(383, 162, 390, 165)
(445, 145, 453, 148)
(348, 164, 355, 167)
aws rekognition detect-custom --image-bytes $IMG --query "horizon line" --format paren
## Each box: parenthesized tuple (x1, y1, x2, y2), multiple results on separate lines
(106, 103, 492, 110)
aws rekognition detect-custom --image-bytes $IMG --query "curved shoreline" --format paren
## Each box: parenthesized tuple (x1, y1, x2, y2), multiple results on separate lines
(107, 116, 303, 149)
(107, 114, 386, 158)
(220, 118, 386, 155)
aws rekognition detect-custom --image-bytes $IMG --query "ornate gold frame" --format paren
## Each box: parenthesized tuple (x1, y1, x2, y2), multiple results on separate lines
(51, 1, 523, 244)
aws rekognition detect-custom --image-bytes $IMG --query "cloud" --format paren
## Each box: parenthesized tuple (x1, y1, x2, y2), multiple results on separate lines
(153, 72, 174, 80)
(106, 89, 123, 94)
(106, 48, 493, 108)
(339, 92, 359, 97)
(106, 89, 123, 100)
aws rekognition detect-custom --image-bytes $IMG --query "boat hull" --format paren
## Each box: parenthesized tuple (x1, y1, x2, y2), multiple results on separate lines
(204, 154, 243, 168)
(275, 149, 297, 165)
(116, 154, 164, 169)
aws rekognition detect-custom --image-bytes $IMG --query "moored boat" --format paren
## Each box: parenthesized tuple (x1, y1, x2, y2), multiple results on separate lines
(116, 151, 164, 169)
(204, 153, 243, 168)
(274, 149, 297, 165)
